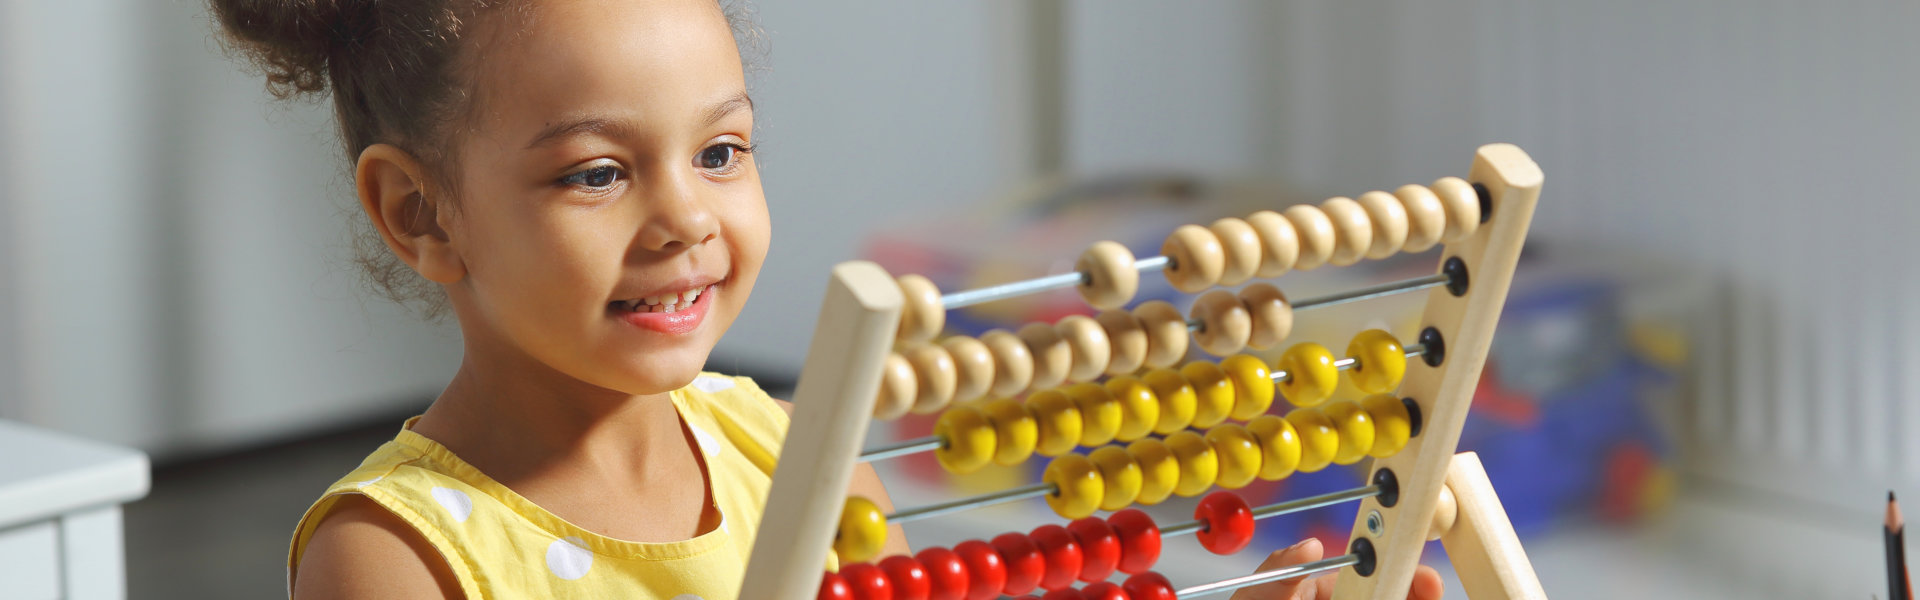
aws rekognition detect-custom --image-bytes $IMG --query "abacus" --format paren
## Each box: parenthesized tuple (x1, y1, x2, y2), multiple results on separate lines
(741, 144, 1547, 599)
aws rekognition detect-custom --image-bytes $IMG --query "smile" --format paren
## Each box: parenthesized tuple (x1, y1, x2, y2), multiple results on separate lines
(613, 284, 714, 314)
(612, 283, 717, 336)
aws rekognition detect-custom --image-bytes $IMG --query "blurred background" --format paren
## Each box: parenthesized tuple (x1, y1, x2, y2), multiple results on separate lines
(2, 0, 1916, 598)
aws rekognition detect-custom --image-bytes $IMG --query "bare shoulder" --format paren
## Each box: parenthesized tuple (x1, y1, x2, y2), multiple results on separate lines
(293, 494, 464, 600)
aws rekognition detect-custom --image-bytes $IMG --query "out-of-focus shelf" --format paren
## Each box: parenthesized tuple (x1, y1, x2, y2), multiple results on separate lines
(0, 420, 151, 600)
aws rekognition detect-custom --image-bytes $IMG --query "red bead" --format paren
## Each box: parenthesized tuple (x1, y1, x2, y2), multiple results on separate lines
(1194, 491, 1256, 555)
(880, 555, 932, 600)
(1067, 517, 1122, 582)
(953, 540, 1007, 600)
(1040, 590, 1081, 600)
(1122, 572, 1178, 600)
(1027, 524, 1085, 590)
(1107, 509, 1162, 574)
(1081, 582, 1129, 600)
(820, 572, 855, 600)
(915, 547, 969, 600)
(992, 532, 1046, 595)
(842, 562, 895, 600)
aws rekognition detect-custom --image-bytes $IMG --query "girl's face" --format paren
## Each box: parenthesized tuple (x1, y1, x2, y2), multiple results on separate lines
(443, 0, 768, 395)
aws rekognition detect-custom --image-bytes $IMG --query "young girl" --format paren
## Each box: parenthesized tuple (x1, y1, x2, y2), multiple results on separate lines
(211, 1, 1442, 598)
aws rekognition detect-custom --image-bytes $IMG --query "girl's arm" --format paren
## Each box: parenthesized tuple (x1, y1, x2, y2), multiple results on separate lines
(774, 400, 913, 557)
(293, 495, 464, 599)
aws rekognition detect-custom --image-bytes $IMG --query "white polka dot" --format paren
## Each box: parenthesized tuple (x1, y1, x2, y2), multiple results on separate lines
(688, 423, 720, 456)
(430, 486, 473, 523)
(671, 595, 705, 600)
(719, 515, 729, 534)
(690, 375, 735, 392)
(350, 475, 384, 488)
(547, 536, 593, 580)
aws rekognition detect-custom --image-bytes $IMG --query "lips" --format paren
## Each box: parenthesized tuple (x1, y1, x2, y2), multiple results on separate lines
(613, 284, 710, 314)
(613, 282, 717, 335)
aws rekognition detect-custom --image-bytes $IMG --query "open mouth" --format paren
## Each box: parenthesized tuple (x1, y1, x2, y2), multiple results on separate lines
(611, 283, 715, 314)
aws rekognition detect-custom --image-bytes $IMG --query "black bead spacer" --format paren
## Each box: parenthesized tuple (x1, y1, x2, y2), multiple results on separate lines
(1473, 182, 1492, 223)
(1350, 536, 1378, 577)
(1402, 397, 1424, 438)
(1442, 257, 1470, 297)
(1372, 467, 1400, 508)
(1417, 327, 1446, 367)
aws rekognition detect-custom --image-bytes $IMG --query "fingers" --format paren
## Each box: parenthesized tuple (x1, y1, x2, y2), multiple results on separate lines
(1408, 565, 1445, 600)
(1228, 538, 1324, 600)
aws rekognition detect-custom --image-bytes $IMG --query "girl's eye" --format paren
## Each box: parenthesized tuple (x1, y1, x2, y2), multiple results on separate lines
(697, 143, 748, 170)
(560, 165, 622, 188)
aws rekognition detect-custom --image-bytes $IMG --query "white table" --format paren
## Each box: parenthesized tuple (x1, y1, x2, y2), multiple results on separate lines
(0, 420, 150, 600)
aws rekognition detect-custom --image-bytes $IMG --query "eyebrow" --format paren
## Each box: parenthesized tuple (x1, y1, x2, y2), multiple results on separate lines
(524, 92, 755, 150)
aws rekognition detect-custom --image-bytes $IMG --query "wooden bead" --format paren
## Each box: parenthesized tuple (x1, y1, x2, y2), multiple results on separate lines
(1431, 176, 1482, 242)
(1221, 354, 1276, 421)
(1189, 289, 1251, 357)
(820, 572, 854, 600)
(836, 496, 889, 564)
(992, 533, 1045, 596)
(1320, 196, 1373, 267)
(1043, 454, 1105, 519)
(1357, 190, 1410, 260)
(1122, 572, 1178, 600)
(1124, 437, 1180, 506)
(1346, 328, 1407, 394)
(1090, 445, 1144, 511)
(916, 547, 970, 600)
(1193, 491, 1255, 555)
(1103, 376, 1162, 443)
(1160, 224, 1226, 293)
(1203, 423, 1261, 489)
(1132, 300, 1189, 369)
(982, 397, 1039, 467)
(1095, 310, 1148, 375)
(1245, 415, 1302, 481)
(1282, 204, 1337, 270)
(952, 540, 1007, 600)
(1360, 393, 1412, 458)
(1245, 210, 1300, 278)
(905, 344, 959, 414)
(1067, 517, 1122, 583)
(1076, 241, 1140, 310)
(1064, 383, 1122, 448)
(842, 562, 893, 600)
(896, 274, 945, 344)
(1237, 283, 1292, 351)
(1055, 315, 1112, 382)
(1179, 361, 1236, 429)
(980, 329, 1034, 397)
(1395, 183, 1446, 252)
(1027, 389, 1084, 457)
(942, 336, 996, 404)
(1018, 322, 1072, 392)
(1165, 430, 1219, 497)
(1107, 509, 1162, 574)
(934, 404, 997, 474)
(1322, 399, 1375, 465)
(1276, 342, 1338, 407)
(1141, 368, 1197, 435)
(1430, 485, 1458, 541)
(1028, 524, 1085, 591)
(880, 555, 933, 600)
(1208, 217, 1263, 286)
(1285, 407, 1338, 473)
(1082, 582, 1128, 600)
(874, 352, 918, 420)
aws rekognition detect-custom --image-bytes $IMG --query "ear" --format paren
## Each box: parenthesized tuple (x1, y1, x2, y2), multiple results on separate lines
(355, 144, 466, 284)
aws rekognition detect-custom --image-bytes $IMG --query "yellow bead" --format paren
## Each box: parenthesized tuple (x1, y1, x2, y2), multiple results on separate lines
(1165, 430, 1220, 497)
(1346, 329, 1408, 394)
(834, 496, 888, 564)
(1245, 415, 1302, 481)
(1180, 361, 1237, 428)
(1360, 393, 1413, 458)
(1204, 424, 1262, 489)
(1286, 408, 1339, 473)
(1126, 438, 1181, 506)
(1277, 343, 1339, 407)
(1065, 382, 1123, 448)
(1142, 368, 1198, 435)
(1027, 389, 1085, 457)
(1090, 445, 1144, 511)
(981, 397, 1039, 466)
(1221, 354, 1276, 421)
(1043, 453, 1106, 519)
(1322, 399, 1376, 465)
(934, 404, 997, 474)
(1103, 376, 1162, 443)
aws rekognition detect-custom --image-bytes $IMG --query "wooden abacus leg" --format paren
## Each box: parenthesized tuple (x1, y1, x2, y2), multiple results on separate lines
(1432, 452, 1546, 600)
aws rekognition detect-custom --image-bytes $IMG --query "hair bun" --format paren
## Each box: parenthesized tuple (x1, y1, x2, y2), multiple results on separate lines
(211, 0, 379, 98)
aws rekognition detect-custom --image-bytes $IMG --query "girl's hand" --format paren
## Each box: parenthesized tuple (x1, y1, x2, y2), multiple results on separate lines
(1227, 538, 1444, 600)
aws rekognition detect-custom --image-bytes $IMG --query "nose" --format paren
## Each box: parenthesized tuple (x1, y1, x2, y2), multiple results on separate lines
(634, 170, 719, 253)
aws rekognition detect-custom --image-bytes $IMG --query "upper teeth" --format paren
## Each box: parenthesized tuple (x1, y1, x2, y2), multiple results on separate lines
(630, 285, 706, 310)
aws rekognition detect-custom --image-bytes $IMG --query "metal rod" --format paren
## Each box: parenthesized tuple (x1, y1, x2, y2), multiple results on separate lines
(940, 256, 1172, 310)
(1160, 484, 1383, 537)
(886, 482, 1054, 525)
(1175, 553, 1361, 597)
(859, 438, 943, 462)
(1271, 344, 1425, 384)
(1292, 273, 1450, 311)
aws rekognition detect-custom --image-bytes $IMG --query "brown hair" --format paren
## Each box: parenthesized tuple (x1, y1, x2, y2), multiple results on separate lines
(209, 0, 762, 318)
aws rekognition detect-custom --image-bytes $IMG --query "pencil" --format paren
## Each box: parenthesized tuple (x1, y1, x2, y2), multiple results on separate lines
(1889, 491, 1910, 600)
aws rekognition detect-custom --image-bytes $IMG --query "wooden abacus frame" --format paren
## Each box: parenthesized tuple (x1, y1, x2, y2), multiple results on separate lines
(740, 144, 1546, 599)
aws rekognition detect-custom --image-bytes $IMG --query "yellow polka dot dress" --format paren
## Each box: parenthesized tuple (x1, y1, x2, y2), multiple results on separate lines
(288, 373, 813, 599)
